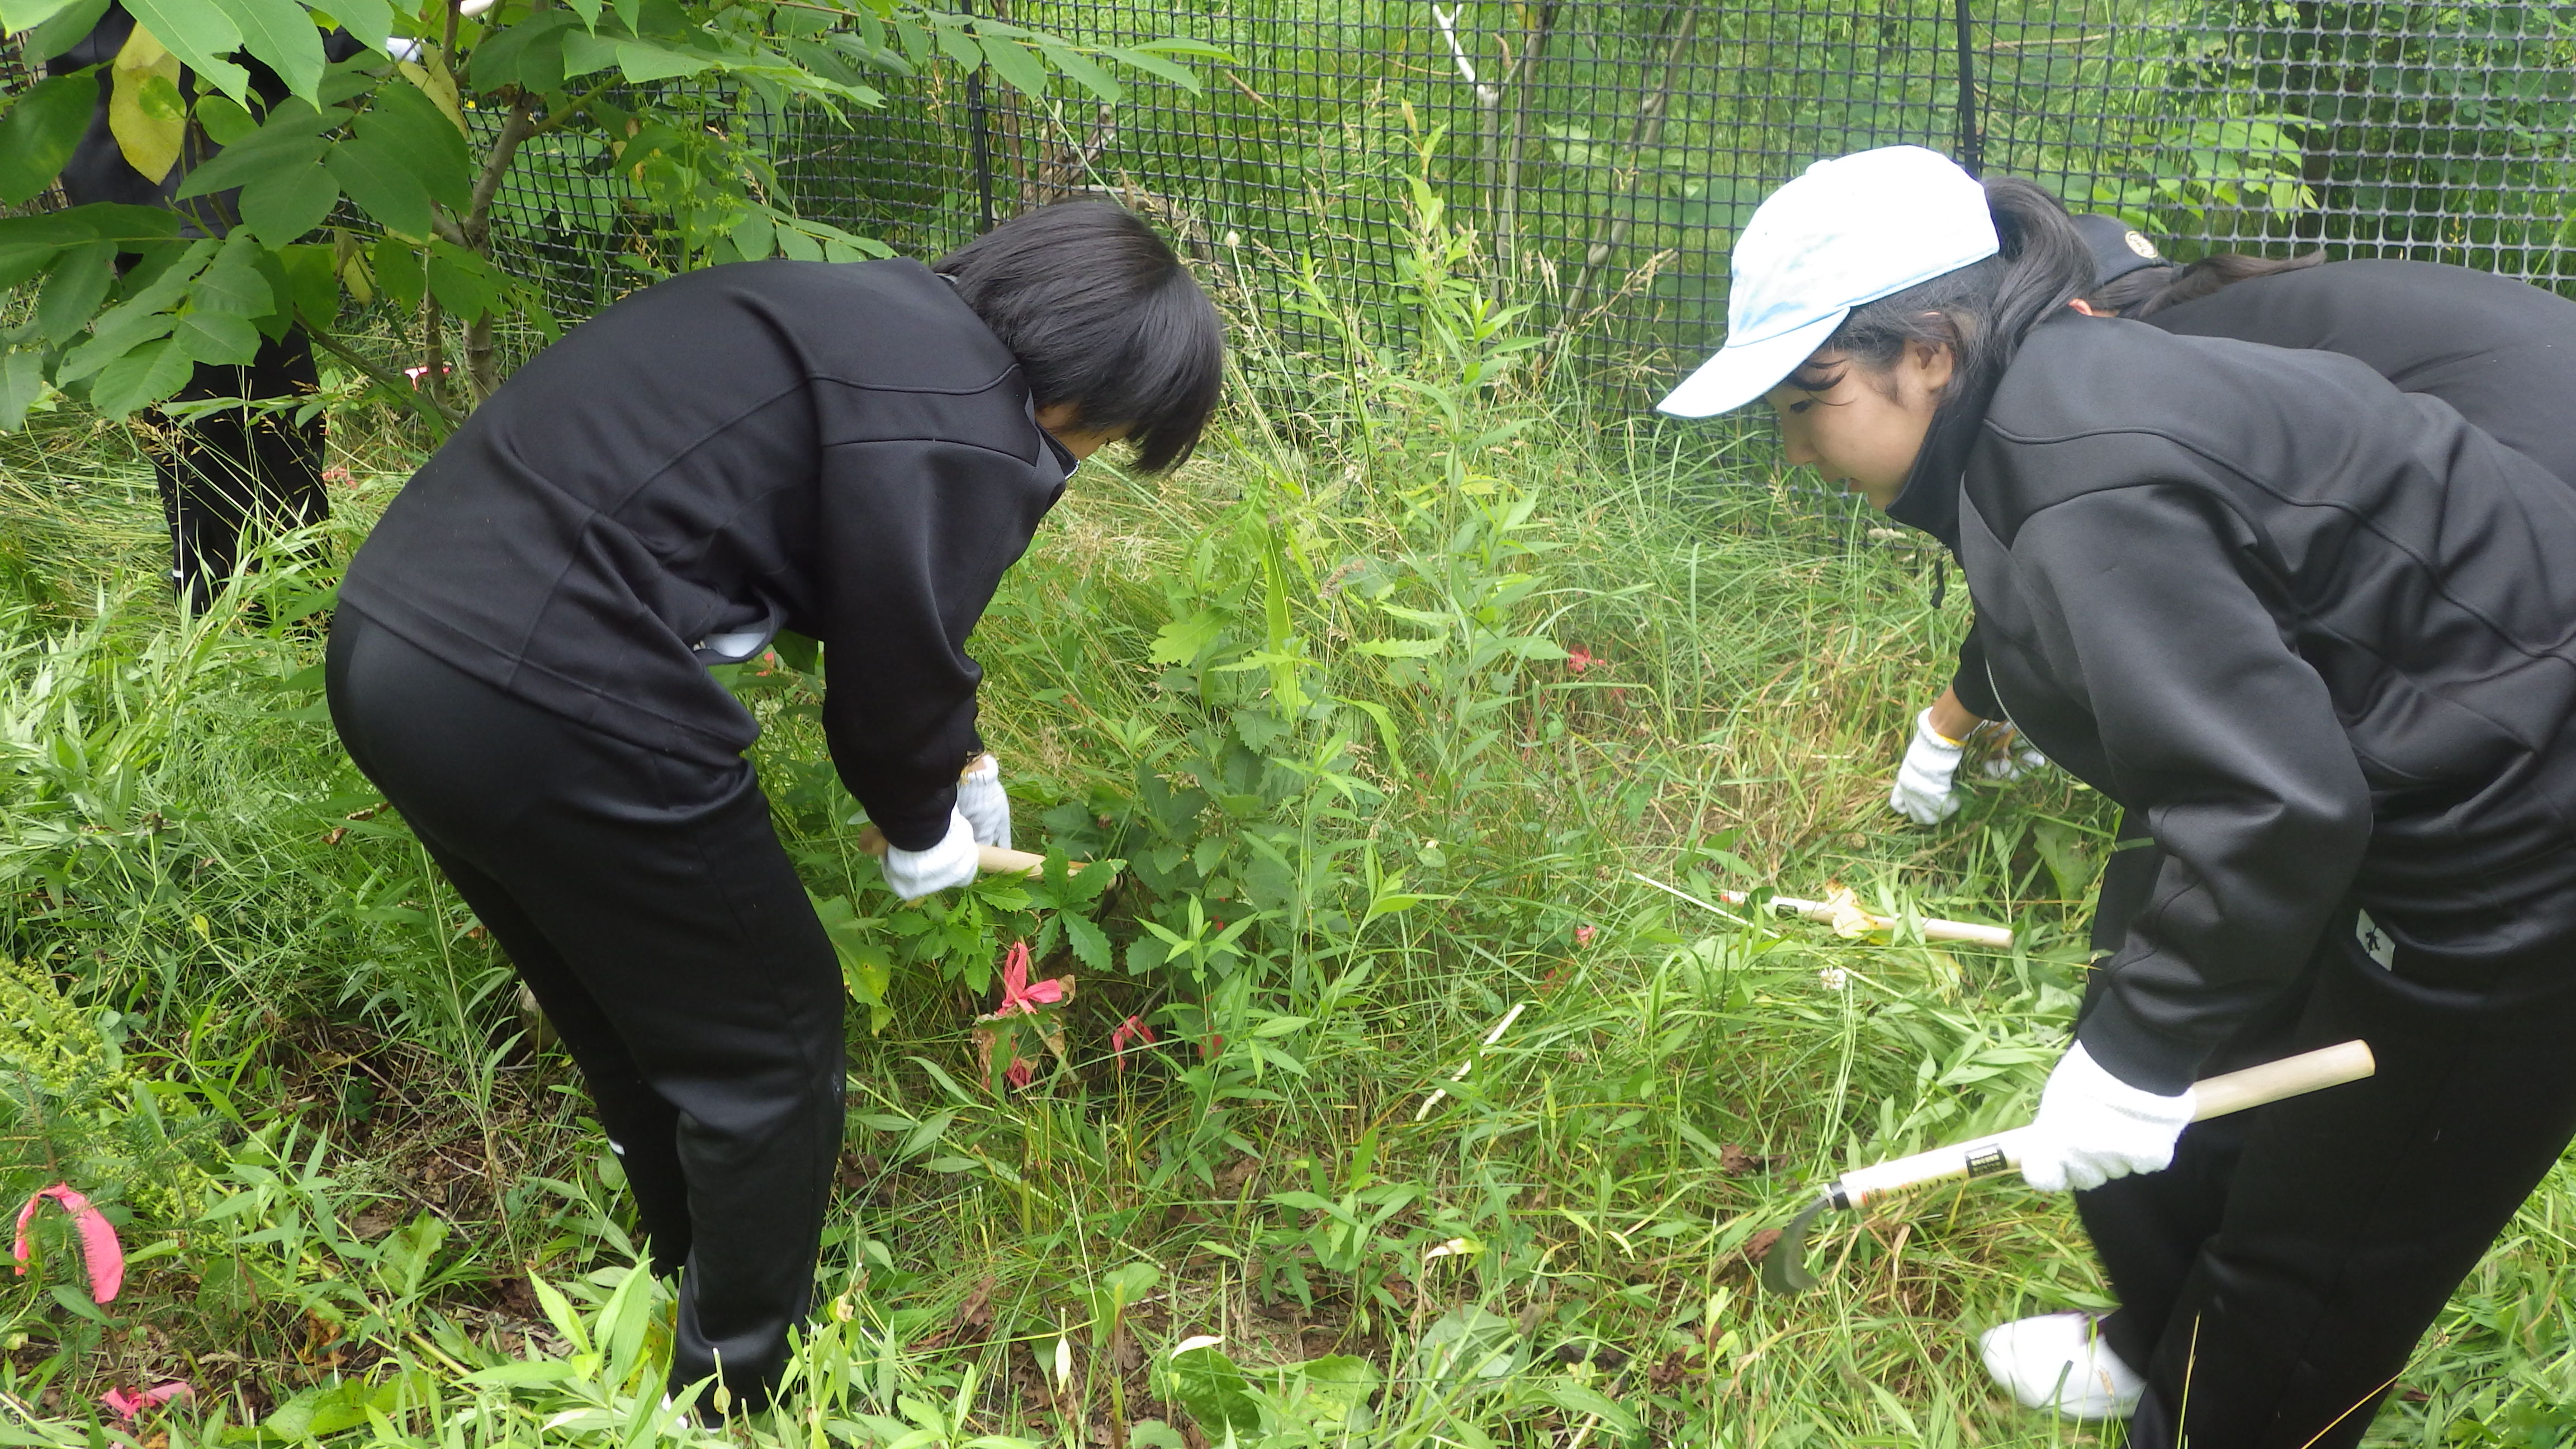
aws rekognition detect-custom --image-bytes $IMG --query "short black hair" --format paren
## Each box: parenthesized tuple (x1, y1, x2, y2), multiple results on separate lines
(935, 200, 1224, 472)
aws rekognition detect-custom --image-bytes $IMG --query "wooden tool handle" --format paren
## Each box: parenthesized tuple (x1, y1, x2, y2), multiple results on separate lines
(2189, 1038, 2375, 1120)
(1832, 1039, 2375, 1208)
(854, 825, 1081, 879)
(1721, 891, 2015, 949)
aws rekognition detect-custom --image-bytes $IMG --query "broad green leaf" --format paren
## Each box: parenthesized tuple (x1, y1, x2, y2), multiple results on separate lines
(929, 17, 978, 69)
(322, 0, 391, 54)
(559, 26, 618, 77)
(0, 72, 100, 204)
(210, 0, 325, 103)
(0, 352, 48, 433)
(108, 23, 186, 183)
(616, 37, 711, 83)
(558, 0, 599, 30)
(172, 307, 261, 364)
(1061, 912, 1111, 972)
(1159, 1345, 1259, 1437)
(121, 0, 250, 98)
(20, 0, 108, 59)
(0, 0, 83, 35)
(34, 239, 114, 343)
(393, 55, 465, 132)
(371, 238, 423, 311)
(325, 133, 434, 238)
(190, 242, 274, 315)
(1148, 608, 1229, 665)
(236, 161, 338, 244)
(173, 131, 325, 201)
(357, 80, 468, 209)
(277, 243, 338, 327)
(1101, 45, 1200, 93)
(0, 202, 182, 246)
(88, 334, 196, 417)
(194, 93, 255, 144)
(1034, 41, 1119, 102)
(977, 35, 1047, 97)
(424, 239, 494, 320)
(0, 242, 58, 290)
(466, 10, 576, 92)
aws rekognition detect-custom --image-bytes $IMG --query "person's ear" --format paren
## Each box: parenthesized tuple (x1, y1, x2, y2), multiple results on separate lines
(2068, 298, 2105, 317)
(1905, 337, 1956, 398)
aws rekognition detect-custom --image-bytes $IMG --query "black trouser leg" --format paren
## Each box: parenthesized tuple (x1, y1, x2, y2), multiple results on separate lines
(417, 845, 695, 1276)
(2073, 900, 2576, 1449)
(325, 610, 844, 1410)
(158, 332, 328, 610)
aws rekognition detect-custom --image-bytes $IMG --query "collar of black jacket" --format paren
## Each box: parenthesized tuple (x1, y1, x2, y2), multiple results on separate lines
(1883, 368, 2000, 553)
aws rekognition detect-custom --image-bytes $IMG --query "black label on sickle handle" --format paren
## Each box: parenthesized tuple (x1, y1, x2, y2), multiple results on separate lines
(1964, 1144, 2011, 1178)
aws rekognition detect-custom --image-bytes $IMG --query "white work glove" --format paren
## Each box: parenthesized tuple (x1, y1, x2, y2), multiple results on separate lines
(1890, 708, 1966, 825)
(2019, 1042, 2197, 1194)
(1981, 728, 2051, 782)
(954, 754, 1012, 850)
(879, 809, 978, 900)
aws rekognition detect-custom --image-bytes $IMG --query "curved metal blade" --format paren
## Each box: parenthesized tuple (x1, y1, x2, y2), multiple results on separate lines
(1759, 1196, 1833, 1295)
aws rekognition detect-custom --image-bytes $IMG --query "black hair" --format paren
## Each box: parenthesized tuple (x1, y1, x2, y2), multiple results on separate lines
(934, 200, 1224, 472)
(1793, 177, 2095, 408)
(2085, 248, 2327, 319)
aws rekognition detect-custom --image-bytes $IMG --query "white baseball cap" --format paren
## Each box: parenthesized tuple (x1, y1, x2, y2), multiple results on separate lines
(1657, 146, 1999, 418)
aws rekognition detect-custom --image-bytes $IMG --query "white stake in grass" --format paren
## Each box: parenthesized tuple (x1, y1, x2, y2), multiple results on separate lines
(1414, 1002, 1528, 1121)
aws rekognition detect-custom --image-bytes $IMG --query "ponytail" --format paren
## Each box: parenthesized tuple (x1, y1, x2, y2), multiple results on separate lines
(1821, 177, 2095, 406)
(2104, 249, 2326, 319)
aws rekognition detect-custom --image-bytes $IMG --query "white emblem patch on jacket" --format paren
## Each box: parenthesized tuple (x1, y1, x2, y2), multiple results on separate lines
(2355, 908, 2395, 970)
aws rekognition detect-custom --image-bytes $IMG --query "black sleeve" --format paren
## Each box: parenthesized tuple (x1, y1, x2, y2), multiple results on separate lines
(2011, 484, 2372, 1093)
(816, 439, 1052, 851)
(1950, 617, 2003, 722)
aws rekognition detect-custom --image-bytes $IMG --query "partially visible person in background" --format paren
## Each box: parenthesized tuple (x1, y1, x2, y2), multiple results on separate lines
(36, 4, 442, 608)
(1887, 215, 2576, 826)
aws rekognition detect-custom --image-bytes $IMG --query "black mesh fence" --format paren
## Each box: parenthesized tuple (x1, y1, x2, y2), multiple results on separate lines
(16, 3, 2576, 400)
(483, 0, 2576, 400)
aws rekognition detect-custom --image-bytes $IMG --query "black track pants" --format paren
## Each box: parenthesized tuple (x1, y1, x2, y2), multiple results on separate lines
(325, 609, 843, 1410)
(2072, 884, 2576, 1449)
(157, 334, 330, 611)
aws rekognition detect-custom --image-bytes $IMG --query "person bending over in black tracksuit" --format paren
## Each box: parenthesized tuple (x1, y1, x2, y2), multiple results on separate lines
(1660, 145, 2576, 1448)
(1889, 219, 2576, 826)
(40, 5, 379, 609)
(325, 201, 1223, 1414)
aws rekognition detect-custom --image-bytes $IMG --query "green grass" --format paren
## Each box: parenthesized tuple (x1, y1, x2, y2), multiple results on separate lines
(2, 271, 2574, 1449)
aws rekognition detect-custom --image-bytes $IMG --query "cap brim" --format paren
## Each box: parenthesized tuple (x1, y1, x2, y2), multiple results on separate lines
(1655, 311, 1846, 418)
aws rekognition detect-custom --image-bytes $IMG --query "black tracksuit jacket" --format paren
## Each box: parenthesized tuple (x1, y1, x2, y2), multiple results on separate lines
(1951, 260, 2576, 717)
(339, 260, 1072, 850)
(1891, 315, 2576, 1093)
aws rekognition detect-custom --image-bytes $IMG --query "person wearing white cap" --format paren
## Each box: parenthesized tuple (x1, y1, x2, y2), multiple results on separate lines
(1891, 216, 2576, 827)
(1668, 146, 2576, 1448)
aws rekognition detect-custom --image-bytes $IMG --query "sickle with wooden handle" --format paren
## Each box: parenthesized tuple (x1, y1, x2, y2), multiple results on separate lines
(853, 823, 1096, 879)
(1759, 1039, 2376, 1294)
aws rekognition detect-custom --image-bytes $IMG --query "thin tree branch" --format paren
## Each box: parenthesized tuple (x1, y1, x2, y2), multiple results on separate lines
(306, 324, 460, 432)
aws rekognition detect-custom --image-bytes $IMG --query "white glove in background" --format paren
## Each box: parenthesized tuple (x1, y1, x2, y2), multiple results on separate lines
(1981, 729, 2051, 782)
(1890, 708, 1967, 824)
(880, 809, 979, 900)
(955, 754, 1012, 850)
(2019, 1042, 2196, 1193)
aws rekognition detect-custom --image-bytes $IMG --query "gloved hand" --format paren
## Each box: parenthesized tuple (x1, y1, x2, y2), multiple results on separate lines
(955, 754, 1012, 849)
(1981, 727, 2052, 782)
(879, 809, 979, 900)
(1890, 708, 1967, 825)
(2019, 1042, 2196, 1194)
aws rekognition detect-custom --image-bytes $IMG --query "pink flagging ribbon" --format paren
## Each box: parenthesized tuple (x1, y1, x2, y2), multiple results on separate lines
(99, 1382, 192, 1420)
(13, 1183, 125, 1303)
